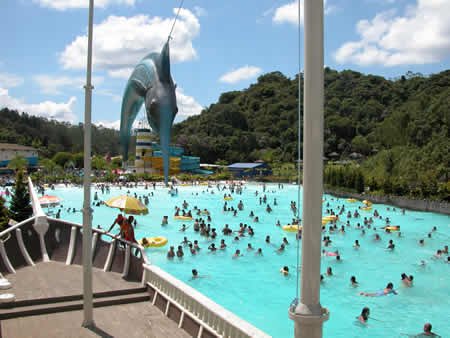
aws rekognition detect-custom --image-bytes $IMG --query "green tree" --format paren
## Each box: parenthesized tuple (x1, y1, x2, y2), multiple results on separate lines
(39, 158, 57, 175)
(9, 170, 33, 222)
(351, 135, 371, 155)
(7, 156, 28, 171)
(92, 155, 108, 170)
(52, 152, 73, 167)
(0, 197, 10, 231)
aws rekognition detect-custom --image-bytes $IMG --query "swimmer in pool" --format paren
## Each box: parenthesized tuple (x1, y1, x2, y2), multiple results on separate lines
(414, 322, 441, 337)
(357, 307, 370, 325)
(401, 273, 414, 288)
(233, 249, 243, 259)
(350, 276, 359, 287)
(360, 282, 398, 297)
(280, 266, 289, 276)
(190, 269, 208, 280)
(276, 244, 286, 253)
(387, 240, 395, 250)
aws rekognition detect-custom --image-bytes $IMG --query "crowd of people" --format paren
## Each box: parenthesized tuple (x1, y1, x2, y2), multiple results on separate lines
(11, 179, 444, 337)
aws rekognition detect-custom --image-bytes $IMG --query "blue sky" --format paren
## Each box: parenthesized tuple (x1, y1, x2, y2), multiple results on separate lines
(1, 0, 449, 128)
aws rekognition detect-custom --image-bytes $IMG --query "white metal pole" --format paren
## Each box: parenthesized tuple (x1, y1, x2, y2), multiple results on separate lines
(289, 0, 328, 337)
(82, 0, 94, 328)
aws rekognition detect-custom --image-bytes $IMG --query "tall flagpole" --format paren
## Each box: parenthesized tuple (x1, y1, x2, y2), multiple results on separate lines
(289, 0, 329, 337)
(82, 0, 94, 327)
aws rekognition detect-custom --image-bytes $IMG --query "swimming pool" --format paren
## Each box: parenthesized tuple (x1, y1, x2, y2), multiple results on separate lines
(38, 183, 450, 337)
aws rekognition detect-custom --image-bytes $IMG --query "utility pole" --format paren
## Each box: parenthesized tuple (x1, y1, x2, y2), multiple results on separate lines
(82, 0, 94, 328)
(289, 0, 329, 337)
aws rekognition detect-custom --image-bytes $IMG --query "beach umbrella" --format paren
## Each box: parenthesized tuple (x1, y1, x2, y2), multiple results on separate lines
(38, 195, 61, 207)
(105, 195, 148, 215)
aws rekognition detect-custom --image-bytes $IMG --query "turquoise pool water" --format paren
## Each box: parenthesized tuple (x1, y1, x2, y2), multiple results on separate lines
(27, 184, 450, 337)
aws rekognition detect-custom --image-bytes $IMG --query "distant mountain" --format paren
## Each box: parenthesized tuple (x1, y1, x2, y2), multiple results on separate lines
(0, 108, 121, 158)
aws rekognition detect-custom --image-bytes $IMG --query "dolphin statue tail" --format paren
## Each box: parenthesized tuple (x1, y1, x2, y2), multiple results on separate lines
(119, 83, 144, 167)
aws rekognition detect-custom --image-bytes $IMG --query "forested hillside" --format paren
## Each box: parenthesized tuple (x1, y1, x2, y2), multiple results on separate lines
(0, 108, 121, 157)
(173, 68, 449, 199)
(1, 68, 448, 199)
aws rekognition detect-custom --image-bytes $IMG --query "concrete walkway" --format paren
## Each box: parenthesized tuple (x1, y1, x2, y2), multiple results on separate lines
(0, 262, 190, 338)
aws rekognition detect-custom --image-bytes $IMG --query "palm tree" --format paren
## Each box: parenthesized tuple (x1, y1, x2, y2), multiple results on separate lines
(39, 158, 57, 175)
(7, 156, 28, 171)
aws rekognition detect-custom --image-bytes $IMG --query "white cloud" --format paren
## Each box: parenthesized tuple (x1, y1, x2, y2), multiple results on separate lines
(34, 74, 103, 95)
(0, 73, 24, 88)
(334, 0, 450, 66)
(193, 6, 207, 17)
(95, 119, 121, 130)
(97, 89, 122, 102)
(0, 87, 77, 122)
(219, 66, 262, 84)
(175, 88, 203, 121)
(273, 0, 332, 26)
(34, 0, 135, 11)
(108, 68, 133, 79)
(60, 9, 200, 78)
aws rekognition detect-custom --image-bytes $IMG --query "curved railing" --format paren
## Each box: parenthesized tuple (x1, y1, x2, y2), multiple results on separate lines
(143, 264, 271, 338)
(0, 179, 147, 281)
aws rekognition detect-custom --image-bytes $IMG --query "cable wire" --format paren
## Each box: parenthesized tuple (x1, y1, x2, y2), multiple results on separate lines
(168, 0, 185, 41)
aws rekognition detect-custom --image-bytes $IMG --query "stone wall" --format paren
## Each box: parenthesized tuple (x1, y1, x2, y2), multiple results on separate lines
(326, 190, 450, 215)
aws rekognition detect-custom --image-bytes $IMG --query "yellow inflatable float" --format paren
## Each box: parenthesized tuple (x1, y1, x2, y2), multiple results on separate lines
(139, 236, 168, 248)
(384, 225, 400, 231)
(323, 215, 338, 221)
(347, 198, 357, 203)
(361, 206, 372, 211)
(282, 224, 302, 232)
(224, 197, 233, 201)
(174, 215, 193, 221)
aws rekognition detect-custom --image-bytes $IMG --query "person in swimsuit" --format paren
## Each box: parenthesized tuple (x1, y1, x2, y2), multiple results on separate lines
(358, 307, 370, 325)
(415, 322, 441, 337)
(360, 282, 398, 297)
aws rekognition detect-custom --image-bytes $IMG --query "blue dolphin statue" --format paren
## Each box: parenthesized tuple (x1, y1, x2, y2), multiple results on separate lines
(120, 41, 178, 186)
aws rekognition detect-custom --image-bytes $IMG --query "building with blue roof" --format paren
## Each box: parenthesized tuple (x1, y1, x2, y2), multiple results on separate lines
(227, 162, 271, 177)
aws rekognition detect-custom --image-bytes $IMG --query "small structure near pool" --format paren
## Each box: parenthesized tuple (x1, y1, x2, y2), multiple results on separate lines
(227, 162, 271, 178)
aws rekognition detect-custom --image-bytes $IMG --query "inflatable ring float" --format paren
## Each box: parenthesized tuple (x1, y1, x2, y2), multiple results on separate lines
(347, 198, 357, 203)
(282, 224, 302, 232)
(323, 215, 338, 221)
(384, 225, 400, 231)
(174, 215, 193, 221)
(361, 206, 372, 211)
(224, 197, 233, 201)
(140, 236, 168, 248)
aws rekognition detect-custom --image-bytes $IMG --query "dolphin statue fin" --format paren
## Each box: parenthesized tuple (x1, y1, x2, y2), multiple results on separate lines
(157, 41, 171, 82)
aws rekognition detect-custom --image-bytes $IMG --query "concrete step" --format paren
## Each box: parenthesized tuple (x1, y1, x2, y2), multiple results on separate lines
(0, 286, 147, 309)
(0, 291, 150, 320)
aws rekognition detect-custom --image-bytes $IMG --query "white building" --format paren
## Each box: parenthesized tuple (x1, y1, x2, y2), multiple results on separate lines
(0, 143, 38, 167)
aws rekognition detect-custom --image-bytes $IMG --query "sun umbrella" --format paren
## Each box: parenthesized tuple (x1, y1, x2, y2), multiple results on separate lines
(38, 195, 61, 207)
(105, 195, 148, 215)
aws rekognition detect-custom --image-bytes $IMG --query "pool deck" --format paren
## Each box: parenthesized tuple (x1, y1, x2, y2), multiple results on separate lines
(0, 262, 191, 338)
